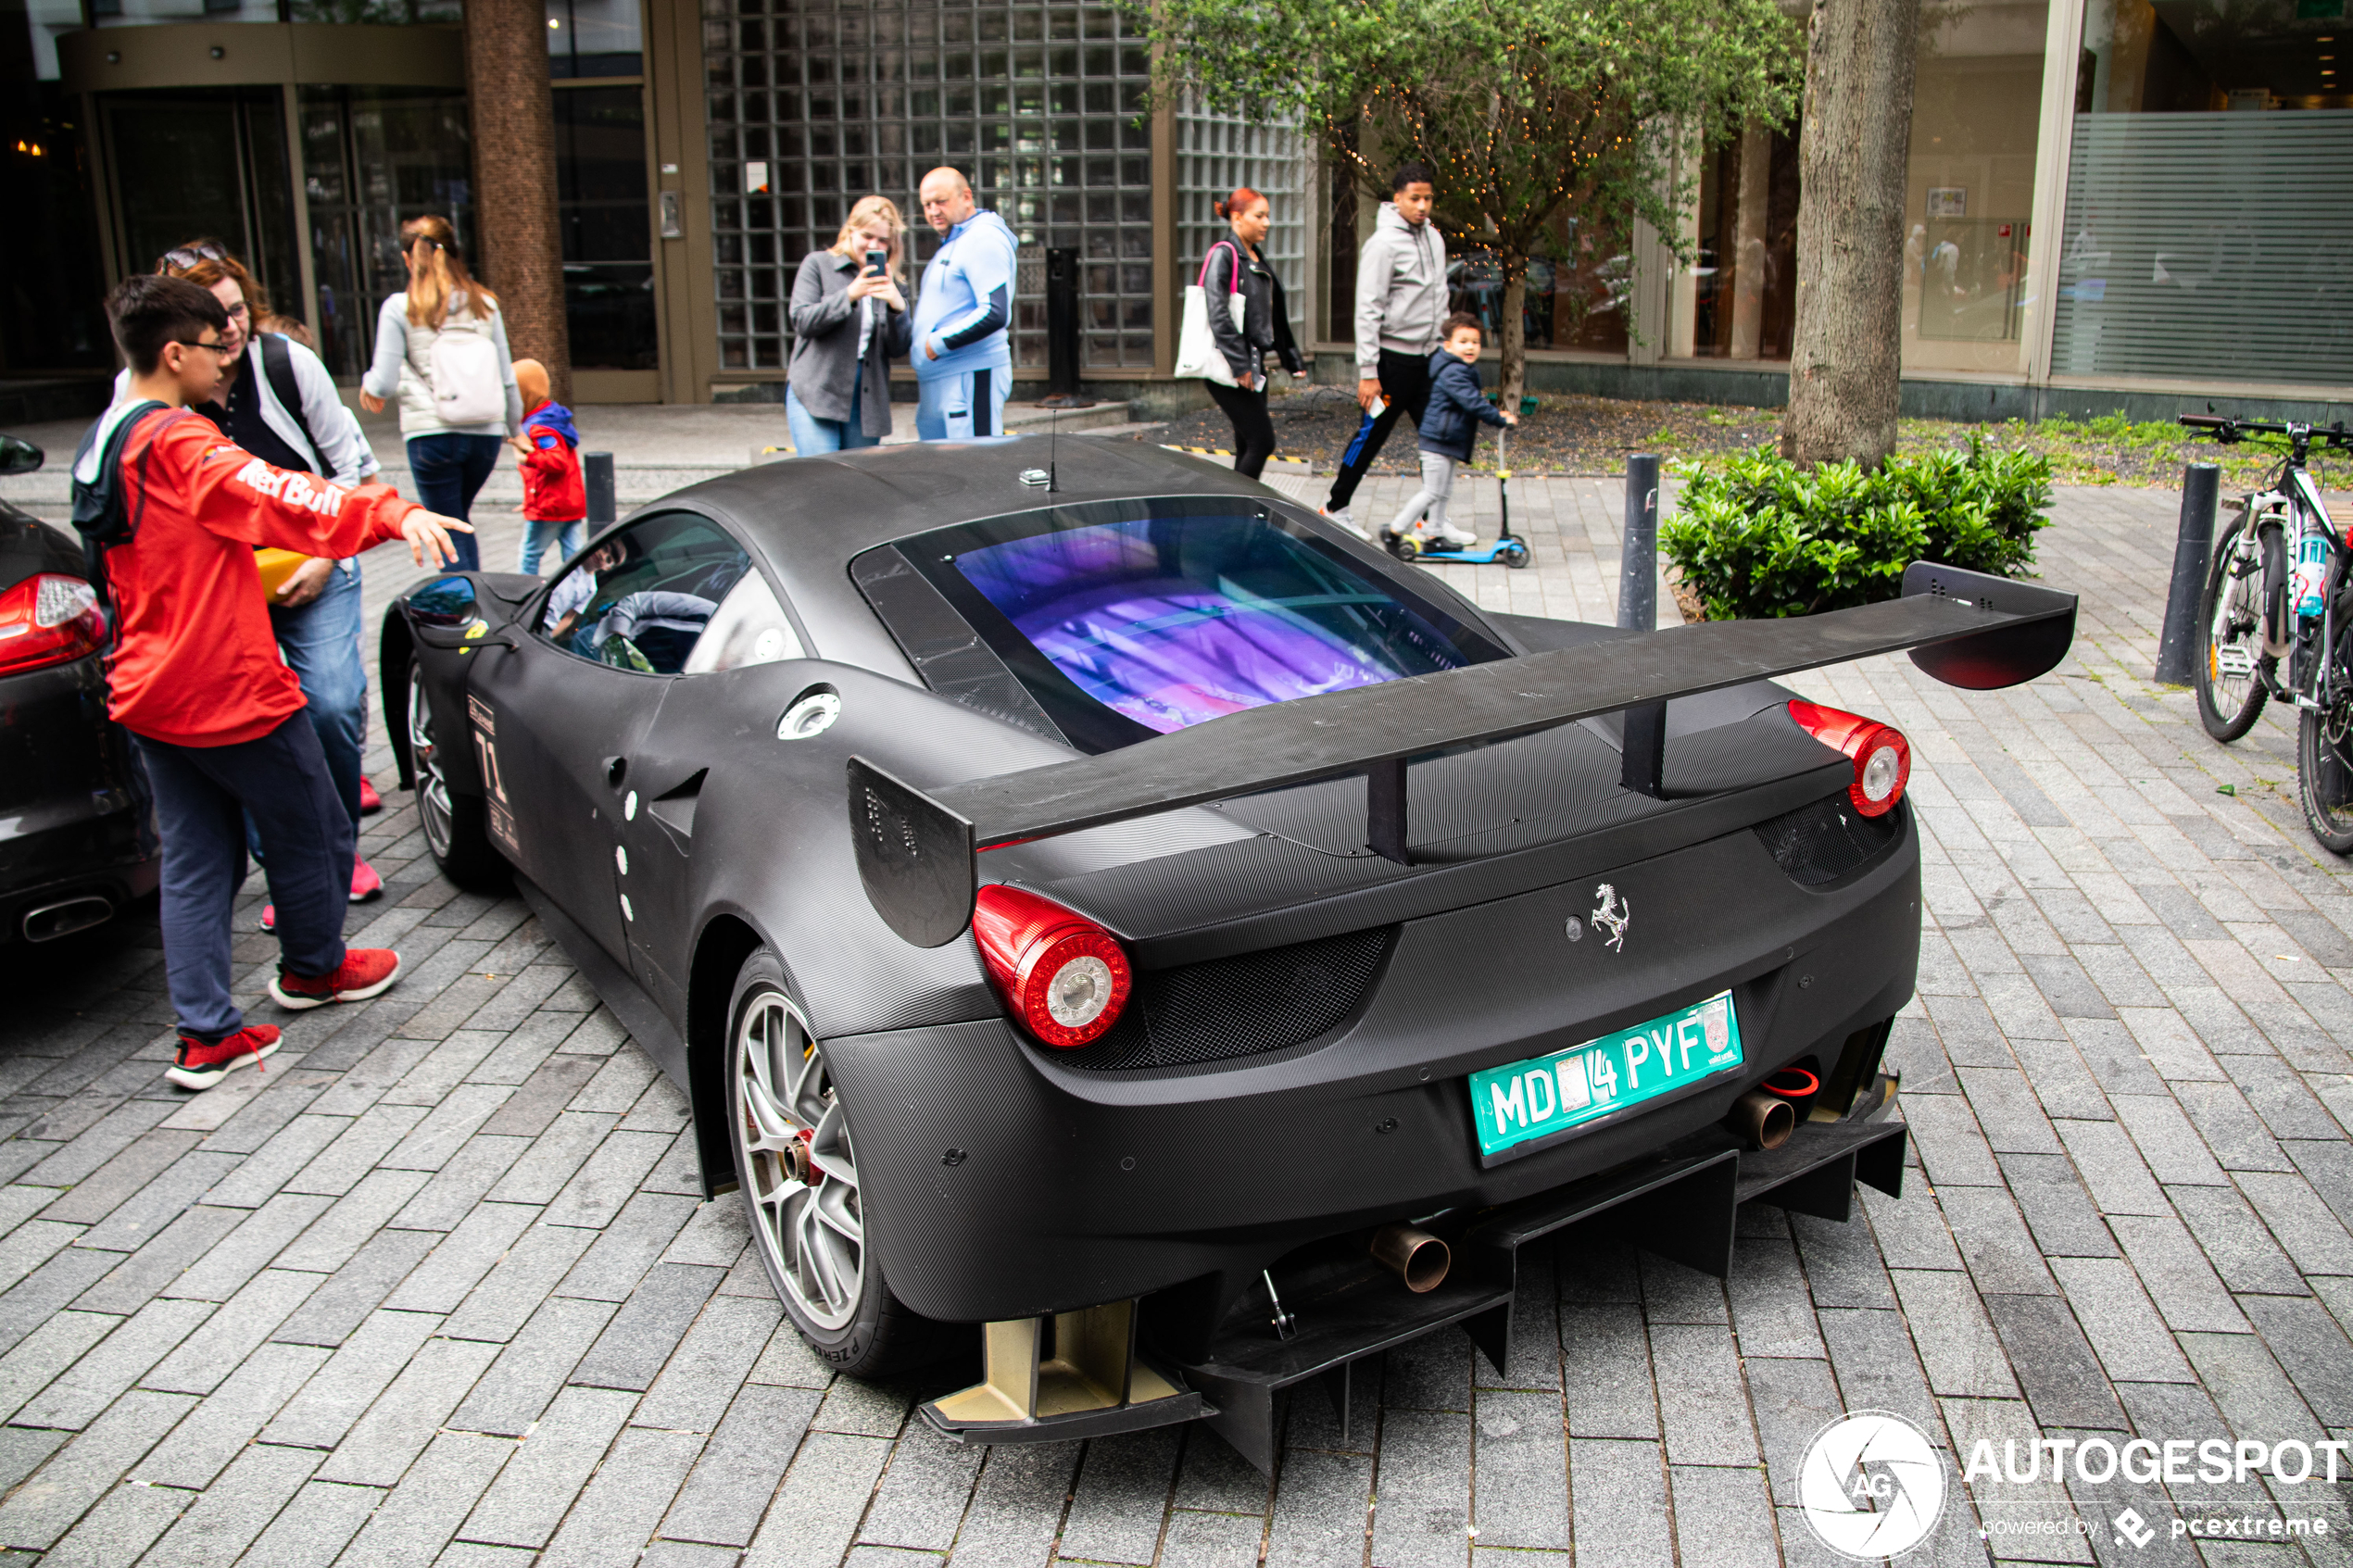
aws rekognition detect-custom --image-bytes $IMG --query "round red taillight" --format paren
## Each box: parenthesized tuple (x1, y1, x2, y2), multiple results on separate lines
(1786, 698, 1911, 819)
(971, 884, 1133, 1048)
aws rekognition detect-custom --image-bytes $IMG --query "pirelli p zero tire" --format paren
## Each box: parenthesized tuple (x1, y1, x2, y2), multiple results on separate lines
(725, 950, 949, 1378)
(403, 655, 509, 891)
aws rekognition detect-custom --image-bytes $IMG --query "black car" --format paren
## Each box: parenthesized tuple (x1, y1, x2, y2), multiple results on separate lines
(0, 434, 157, 945)
(382, 438, 2073, 1471)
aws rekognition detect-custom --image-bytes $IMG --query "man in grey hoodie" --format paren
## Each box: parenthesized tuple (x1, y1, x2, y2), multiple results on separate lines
(1322, 163, 1447, 534)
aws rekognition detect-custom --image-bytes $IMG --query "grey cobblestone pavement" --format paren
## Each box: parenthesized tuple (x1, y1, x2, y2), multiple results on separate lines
(5, 459, 2353, 1565)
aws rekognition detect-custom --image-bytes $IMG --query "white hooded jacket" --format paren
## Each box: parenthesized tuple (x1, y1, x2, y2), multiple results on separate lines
(1354, 201, 1449, 373)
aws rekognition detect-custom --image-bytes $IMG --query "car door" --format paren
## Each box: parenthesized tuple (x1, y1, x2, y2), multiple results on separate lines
(614, 563, 812, 1017)
(478, 510, 755, 971)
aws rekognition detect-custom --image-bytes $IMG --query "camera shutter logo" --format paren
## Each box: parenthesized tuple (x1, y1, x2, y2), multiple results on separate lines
(1799, 1411, 1946, 1560)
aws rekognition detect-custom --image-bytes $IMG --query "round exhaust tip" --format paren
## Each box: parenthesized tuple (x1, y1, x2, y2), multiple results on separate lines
(1726, 1087, 1797, 1151)
(1369, 1223, 1451, 1293)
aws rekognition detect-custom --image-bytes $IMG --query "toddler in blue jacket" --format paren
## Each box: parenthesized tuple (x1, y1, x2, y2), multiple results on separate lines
(1385, 313, 1516, 547)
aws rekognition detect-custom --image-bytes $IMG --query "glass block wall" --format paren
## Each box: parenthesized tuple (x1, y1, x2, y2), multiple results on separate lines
(1176, 103, 1306, 320)
(701, 0, 1157, 375)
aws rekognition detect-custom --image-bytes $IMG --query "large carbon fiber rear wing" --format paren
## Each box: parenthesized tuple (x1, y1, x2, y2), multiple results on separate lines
(849, 560, 2075, 947)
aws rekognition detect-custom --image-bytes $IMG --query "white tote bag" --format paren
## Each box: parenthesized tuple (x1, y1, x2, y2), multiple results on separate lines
(429, 317, 506, 427)
(1174, 242, 1246, 386)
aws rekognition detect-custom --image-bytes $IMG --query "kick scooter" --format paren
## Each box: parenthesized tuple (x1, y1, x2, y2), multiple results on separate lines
(1385, 427, 1531, 569)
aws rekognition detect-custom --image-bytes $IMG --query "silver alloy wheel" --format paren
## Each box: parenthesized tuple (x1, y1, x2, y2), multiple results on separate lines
(407, 660, 456, 859)
(734, 988, 865, 1332)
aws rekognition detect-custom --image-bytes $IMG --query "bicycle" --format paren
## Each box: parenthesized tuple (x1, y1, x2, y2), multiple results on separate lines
(2181, 414, 2353, 851)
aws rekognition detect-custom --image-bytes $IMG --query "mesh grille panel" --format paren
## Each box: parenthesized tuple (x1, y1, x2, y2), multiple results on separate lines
(1058, 925, 1395, 1072)
(1753, 795, 1902, 887)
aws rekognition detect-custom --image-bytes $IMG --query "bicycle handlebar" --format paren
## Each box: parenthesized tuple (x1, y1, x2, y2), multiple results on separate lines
(2179, 414, 2353, 450)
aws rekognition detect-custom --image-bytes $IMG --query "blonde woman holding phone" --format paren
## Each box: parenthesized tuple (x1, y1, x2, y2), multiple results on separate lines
(786, 195, 912, 453)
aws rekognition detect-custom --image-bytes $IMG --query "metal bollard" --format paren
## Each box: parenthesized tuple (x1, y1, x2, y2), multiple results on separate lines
(585, 451, 616, 528)
(2153, 462, 2220, 685)
(1617, 453, 1661, 633)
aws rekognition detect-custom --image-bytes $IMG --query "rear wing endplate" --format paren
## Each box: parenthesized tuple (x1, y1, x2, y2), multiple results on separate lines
(849, 560, 2074, 947)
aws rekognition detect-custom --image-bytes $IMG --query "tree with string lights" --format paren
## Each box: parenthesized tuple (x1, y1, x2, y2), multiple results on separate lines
(1132, 0, 1800, 409)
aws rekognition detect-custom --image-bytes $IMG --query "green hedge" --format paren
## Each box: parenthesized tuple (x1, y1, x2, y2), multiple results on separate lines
(1659, 439, 2054, 621)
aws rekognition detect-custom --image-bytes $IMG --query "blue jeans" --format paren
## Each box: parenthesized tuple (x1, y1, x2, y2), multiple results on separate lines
(136, 713, 352, 1042)
(786, 368, 882, 454)
(245, 558, 365, 862)
(408, 432, 503, 572)
(915, 362, 1008, 440)
(519, 519, 585, 575)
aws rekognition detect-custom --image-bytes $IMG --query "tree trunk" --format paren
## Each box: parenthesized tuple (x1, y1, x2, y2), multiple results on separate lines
(1780, 0, 1919, 470)
(1498, 267, 1526, 414)
(465, 0, 572, 405)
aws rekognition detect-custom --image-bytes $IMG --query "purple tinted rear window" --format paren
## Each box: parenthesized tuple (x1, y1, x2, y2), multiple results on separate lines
(952, 514, 1485, 734)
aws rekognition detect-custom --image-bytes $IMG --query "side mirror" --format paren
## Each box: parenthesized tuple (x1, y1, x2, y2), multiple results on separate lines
(409, 574, 509, 650)
(409, 574, 478, 628)
(0, 435, 44, 477)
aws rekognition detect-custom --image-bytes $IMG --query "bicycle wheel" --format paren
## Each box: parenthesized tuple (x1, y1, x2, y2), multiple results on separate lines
(2194, 515, 2271, 742)
(2300, 675, 2353, 854)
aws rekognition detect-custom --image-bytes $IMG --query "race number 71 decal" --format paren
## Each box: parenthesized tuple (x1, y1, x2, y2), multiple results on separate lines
(467, 695, 520, 855)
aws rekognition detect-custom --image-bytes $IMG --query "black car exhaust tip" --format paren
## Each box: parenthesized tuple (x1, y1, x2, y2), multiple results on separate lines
(1369, 1223, 1450, 1293)
(1726, 1088, 1795, 1151)
(22, 895, 113, 944)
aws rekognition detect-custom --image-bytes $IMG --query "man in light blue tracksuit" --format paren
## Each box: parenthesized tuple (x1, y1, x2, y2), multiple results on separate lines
(912, 166, 1019, 440)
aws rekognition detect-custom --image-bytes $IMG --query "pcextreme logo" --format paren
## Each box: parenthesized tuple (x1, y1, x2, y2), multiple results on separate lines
(1799, 1411, 1946, 1560)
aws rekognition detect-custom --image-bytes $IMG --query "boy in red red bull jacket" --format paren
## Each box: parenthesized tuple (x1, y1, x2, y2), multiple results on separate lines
(510, 357, 585, 574)
(74, 275, 470, 1089)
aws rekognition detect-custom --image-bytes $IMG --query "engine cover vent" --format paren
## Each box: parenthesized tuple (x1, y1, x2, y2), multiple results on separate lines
(1057, 925, 1396, 1071)
(1753, 795, 1903, 888)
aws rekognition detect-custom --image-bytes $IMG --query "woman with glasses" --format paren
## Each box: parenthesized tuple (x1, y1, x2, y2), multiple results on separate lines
(358, 216, 522, 572)
(133, 239, 390, 917)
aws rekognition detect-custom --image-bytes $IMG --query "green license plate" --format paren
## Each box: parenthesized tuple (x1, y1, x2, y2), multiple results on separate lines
(1468, 991, 1744, 1160)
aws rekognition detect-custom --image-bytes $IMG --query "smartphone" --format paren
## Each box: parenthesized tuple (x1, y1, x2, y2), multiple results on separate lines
(863, 250, 887, 278)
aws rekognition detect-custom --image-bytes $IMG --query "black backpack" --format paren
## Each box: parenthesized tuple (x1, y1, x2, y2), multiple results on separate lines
(69, 400, 195, 605)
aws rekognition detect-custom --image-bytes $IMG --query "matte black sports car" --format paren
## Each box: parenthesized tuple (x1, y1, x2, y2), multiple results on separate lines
(0, 435, 158, 946)
(383, 439, 2072, 1470)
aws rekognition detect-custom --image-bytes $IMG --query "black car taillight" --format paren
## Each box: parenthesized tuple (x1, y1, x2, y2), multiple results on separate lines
(0, 573, 106, 678)
(972, 884, 1133, 1048)
(1787, 698, 1910, 818)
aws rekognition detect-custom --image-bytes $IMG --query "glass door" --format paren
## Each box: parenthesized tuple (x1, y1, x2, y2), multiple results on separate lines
(297, 86, 474, 379)
(101, 89, 298, 308)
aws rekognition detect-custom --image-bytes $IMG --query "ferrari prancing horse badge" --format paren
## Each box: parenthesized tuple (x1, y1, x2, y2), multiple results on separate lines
(1591, 884, 1630, 951)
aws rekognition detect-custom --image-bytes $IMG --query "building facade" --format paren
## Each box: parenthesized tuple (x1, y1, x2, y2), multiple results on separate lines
(3, 0, 2348, 417)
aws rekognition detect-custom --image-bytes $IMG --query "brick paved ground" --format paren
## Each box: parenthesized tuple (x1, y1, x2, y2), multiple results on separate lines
(5, 455, 2353, 1565)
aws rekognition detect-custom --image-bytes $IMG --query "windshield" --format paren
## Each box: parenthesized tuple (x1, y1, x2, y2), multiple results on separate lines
(950, 512, 1492, 734)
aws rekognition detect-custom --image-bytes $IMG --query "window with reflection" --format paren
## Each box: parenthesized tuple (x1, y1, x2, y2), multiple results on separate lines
(2055, 0, 2353, 384)
(540, 513, 754, 675)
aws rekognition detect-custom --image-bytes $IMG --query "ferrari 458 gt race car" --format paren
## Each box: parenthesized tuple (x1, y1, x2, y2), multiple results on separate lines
(382, 439, 2073, 1472)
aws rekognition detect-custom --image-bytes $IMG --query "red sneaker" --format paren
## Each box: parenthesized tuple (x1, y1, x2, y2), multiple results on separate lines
(350, 858, 383, 903)
(271, 948, 402, 1010)
(258, 904, 275, 933)
(359, 777, 384, 814)
(167, 1025, 281, 1091)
